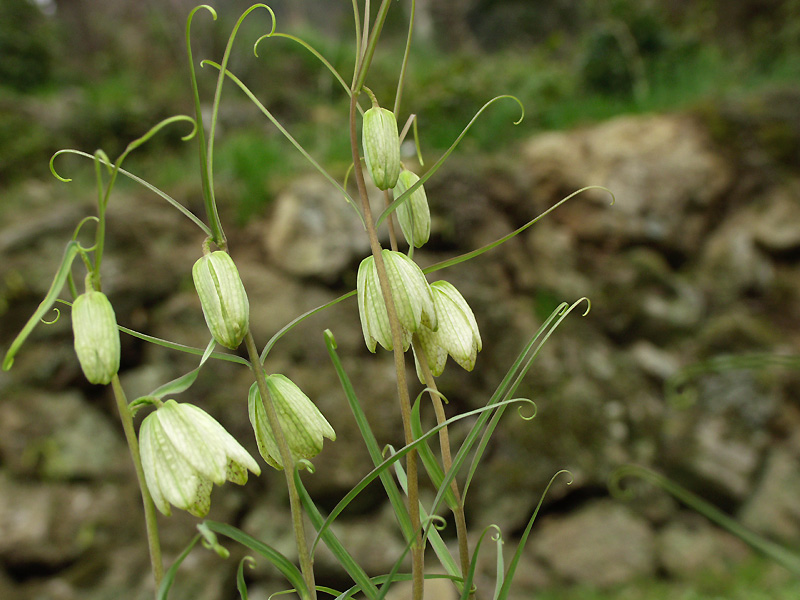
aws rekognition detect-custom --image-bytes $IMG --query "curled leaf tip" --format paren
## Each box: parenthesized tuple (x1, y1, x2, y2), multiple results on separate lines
(50, 150, 74, 182)
(41, 307, 60, 325)
(516, 399, 537, 421)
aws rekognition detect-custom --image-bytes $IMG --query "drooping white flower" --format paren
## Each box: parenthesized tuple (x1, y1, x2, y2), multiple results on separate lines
(192, 251, 249, 349)
(139, 400, 260, 517)
(357, 249, 437, 352)
(248, 376, 336, 470)
(72, 290, 120, 385)
(414, 280, 482, 380)
(362, 106, 401, 190)
(393, 169, 431, 249)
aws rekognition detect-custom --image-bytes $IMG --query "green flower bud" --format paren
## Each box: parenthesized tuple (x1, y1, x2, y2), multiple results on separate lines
(362, 106, 401, 190)
(414, 280, 481, 380)
(139, 400, 260, 517)
(193, 251, 249, 349)
(248, 376, 336, 470)
(357, 249, 437, 352)
(72, 290, 120, 385)
(393, 169, 431, 248)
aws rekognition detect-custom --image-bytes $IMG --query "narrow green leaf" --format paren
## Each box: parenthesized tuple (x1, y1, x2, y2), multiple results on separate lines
(312, 396, 531, 566)
(201, 521, 309, 598)
(201, 60, 364, 228)
(157, 534, 201, 600)
(295, 471, 379, 599)
(377, 95, 525, 227)
(149, 339, 217, 399)
(3, 241, 80, 371)
(392, 451, 464, 592)
(322, 330, 414, 545)
(50, 149, 212, 236)
(497, 470, 573, 600)
(410, 395, 459, 511)
(458, 525, 500, 600)
(261, 292, 355, 364)
(119, 325, 250, 367)
(236, 556, 256, 600)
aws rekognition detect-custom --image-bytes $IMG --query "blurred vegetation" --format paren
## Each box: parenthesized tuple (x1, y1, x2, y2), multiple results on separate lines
(1, 0, 799, 219)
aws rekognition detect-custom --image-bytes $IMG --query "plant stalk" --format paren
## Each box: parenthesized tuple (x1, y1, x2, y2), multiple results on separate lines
(110, 375, 164, 596)
(414, 339, 472, 591)
(349, 91, 424, 600)
(244, 330, 316, 600)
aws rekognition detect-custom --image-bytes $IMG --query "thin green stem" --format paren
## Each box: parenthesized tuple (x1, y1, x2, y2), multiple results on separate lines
(414, 339, 471, 594)
(393, 0, 416, 116)
(111, 375, 163, 596)
(353, 0, 392, 93)
(349, 89, 424, 600)
(244, 331, 315, 600)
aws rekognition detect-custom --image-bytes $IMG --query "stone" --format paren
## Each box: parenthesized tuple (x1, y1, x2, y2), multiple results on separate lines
(532, 500, 656, 586)
(658, 513, 750, 578)
(264, 177, 385, 281)
(739, 446, 800, 544)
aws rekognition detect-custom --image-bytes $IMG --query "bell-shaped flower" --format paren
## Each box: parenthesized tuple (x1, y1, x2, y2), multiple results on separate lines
(393, 169, 431, 248)
(193, 251, 249, 349)
(362, 105, 401, 190)
(413, 280, 482, 380)
(248, 375, 336, 470)
(139, 400, 260, 517)
(357, 249, 437, 352)
(72, 290, 120, 385)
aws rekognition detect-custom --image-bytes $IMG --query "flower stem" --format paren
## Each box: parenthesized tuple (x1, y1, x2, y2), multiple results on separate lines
(349, 90, 424, 600)
(244, 330, 316, 600)
(110, 375, 163, 596)
(413, 338, 472, 593)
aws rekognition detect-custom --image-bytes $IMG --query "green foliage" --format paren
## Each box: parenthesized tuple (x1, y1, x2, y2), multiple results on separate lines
(0, 0, 53, 91)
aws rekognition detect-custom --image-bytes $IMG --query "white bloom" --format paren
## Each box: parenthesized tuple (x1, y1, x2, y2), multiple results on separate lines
(248, 376, 336, 470)
(72, 290, 120, 385)
(362, 106, 401, 190)
(357, 249, 437, 352)
(193, 251, 249, 349)
(414, 280, 482, 380)
(139, 400, 260, 517)
(393, 169, 431, 248)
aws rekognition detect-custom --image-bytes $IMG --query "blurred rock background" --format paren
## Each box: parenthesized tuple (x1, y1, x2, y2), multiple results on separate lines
(1, 0, 800, 598)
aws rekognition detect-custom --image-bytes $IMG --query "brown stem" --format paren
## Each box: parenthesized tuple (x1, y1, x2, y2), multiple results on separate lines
(413, 339, 472, 591)
(349, 90, 424, 600)
(244, 331, 316, 600)
(111, 375, 164, 596)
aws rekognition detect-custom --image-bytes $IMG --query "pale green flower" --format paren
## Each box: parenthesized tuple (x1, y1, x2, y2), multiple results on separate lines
(357, 249, 437, 352)
(248, 375, 336, 470)
(139, 400, 260, 517)
(362, 106, 401, 190)
(414, 280, 482, 380)
(72, 290, 120, 385)
(193, 251, 249, 349)
(393, 169, 431, 248)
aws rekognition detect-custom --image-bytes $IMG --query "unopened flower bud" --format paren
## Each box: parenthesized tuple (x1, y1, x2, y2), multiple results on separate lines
(414, 280, 481, 380)
(72, 290, 120, 385)
(248, 376, 336, 470)
(357, 249, 437, 352)
(193, 251, 249, 349)
(139, 400, 260, 517)
(362, 106, 401, 190)
(393, 169, 431, 248)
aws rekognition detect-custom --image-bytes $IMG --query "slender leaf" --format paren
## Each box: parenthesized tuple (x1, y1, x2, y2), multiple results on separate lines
(157, 534, 201, 600)
(149, 339, 217, 399)
(497, 470, 573, 600)
(295, 471, 379, 599)
(201, 521, 309, 598)
(3, 241, 81, 371)
(322, 330, 414, 545)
